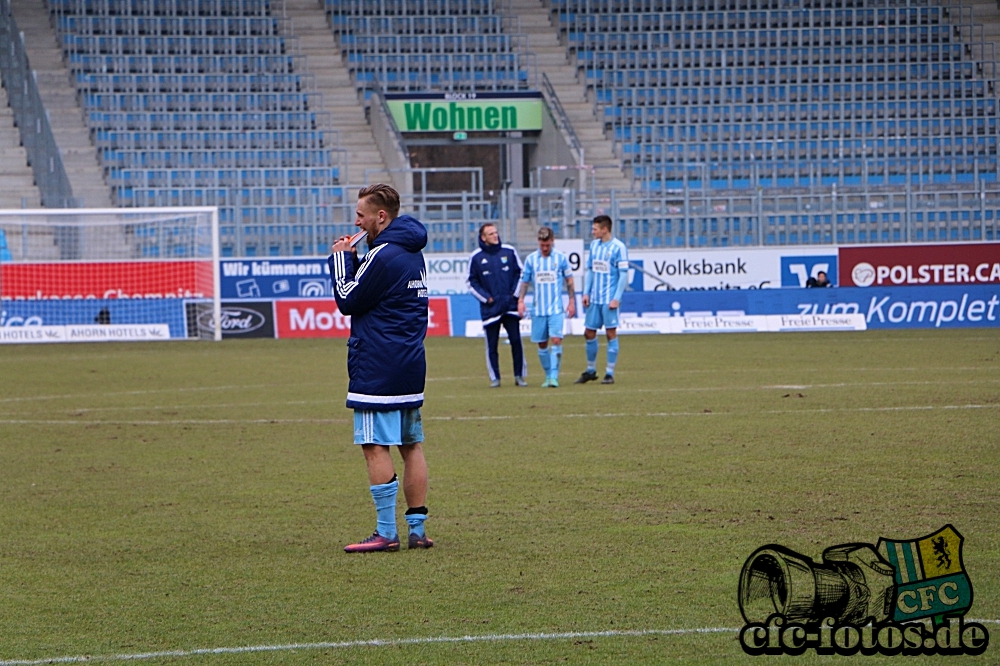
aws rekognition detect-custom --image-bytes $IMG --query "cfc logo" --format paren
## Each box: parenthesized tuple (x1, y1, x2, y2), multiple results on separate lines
(738, 525, 988, 656)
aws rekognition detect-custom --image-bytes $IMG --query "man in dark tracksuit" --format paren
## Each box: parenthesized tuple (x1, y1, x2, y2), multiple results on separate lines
(329, 184, 433, 553)
(467, 223, 527, 388)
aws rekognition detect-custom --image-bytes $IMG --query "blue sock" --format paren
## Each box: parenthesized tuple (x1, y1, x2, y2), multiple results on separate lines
(586, 338, 598, 372)
(405, 507, 428, 538)
(550, 344, 562, 377)
(606, 338, 619, 376)
(370, 477, 398, 539)
(537, 347, 551, 376)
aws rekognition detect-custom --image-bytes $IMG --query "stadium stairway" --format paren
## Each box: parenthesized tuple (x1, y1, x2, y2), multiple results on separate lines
(504, 0, 631, 194)
(10, 0, 111, 208)
(283, 0, 394, 189)
(0, 84, 41, 209)
(964, 0, 1000, 80)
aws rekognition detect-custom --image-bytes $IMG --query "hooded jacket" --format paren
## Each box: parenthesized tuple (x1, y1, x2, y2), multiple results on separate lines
(329, 214, 428, 411)
(466, 236, 522, 324)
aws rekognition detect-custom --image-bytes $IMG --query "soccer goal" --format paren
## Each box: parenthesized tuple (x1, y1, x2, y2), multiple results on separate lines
(0, 208, 221, 343)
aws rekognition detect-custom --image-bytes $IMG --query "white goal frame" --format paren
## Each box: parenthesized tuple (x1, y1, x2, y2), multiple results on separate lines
(0, 207, 221, 342)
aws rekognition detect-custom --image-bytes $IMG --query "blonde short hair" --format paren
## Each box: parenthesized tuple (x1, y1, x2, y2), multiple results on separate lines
(358, 184, 400, 220)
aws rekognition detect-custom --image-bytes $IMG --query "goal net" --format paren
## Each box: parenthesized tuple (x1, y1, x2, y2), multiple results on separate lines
(0, 208, 220, 343)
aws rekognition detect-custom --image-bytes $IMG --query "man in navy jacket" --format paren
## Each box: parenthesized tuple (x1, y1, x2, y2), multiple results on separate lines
(467, 223, 527, 387)
(329, 184, 433, 553)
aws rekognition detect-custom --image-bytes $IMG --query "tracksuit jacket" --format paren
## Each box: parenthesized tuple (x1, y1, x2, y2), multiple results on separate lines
(329, 215, 428, 411)
(466, 236, 522, 325)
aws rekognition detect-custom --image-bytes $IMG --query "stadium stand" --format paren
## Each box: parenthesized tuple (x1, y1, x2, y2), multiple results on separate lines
(1, 0, 996, 253)
(544, 0, 1000, 246)
(326, 0, 534, 95)
(47, 0, 356, 256)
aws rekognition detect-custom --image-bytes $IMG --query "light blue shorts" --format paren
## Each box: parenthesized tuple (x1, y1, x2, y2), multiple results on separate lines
(585, 303, 620, 331)
(354, 408, 423, 446)
(530, 313, 565, 343)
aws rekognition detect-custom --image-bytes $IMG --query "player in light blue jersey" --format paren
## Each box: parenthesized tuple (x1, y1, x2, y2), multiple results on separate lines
(575, 215, 629, 385)
(517, 227, 576, 387)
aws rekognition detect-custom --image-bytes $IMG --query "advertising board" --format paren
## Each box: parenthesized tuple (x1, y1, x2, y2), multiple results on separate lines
(274, 297, 451, 339)
(190, 301, 275, 339)
(0, 298, 188, 338)
(222, 256, 472, 298)
(840, 243, 1000, 288)
(622, 284, 1000, 330)
(1, 261, 213, 300)
(632, 246, 838, 291)
(385, 92, 544, 133)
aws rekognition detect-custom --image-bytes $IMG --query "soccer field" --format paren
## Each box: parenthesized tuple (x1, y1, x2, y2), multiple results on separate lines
(1, 331, 998, 665)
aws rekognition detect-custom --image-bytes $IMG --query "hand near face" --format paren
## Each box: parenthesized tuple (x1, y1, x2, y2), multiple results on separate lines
(331, 236, 352, 253)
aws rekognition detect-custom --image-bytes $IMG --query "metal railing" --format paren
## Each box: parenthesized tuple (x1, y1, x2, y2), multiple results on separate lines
(218, 193, 493, 257)
(558, 184, 999, 247)
(0, 0, 76, 208)
(540, 72, 583, 168)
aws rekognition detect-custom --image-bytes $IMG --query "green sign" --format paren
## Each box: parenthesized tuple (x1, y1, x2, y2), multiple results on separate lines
(386, 98, 543, 133)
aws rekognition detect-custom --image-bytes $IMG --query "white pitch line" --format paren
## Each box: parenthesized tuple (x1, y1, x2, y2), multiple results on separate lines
(439, 378, 1000, 400)
(0, 384, 291, 404)
(2, 403, 998, 427)
(7, 377, 990, 417)
(0, 628, 739, 665)
(1, 366, 995, 404)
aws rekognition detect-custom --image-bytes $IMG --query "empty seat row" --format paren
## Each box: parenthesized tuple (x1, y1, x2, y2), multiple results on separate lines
(551, 0, 937, 12)
(88, 111, 326, 131)
(50, 0, 274, 17)
(100, 149, 336, 169)
(593, 81, 991, 105)
(634, 157, 997, 188)
(68, 54, 301, 74)
(329, 15, 507, 35)
(63, 34, 289, 55)
(56, 15, 284, 36)
(559, 7, 949, 32)
(77, 73, 310, 93)
(619, 137, 997, 161)
(94, 129, 329, 150)
(601, 98, 999, 123)
(327, 0, 500, 18)
(613, 117, 998, 139)
(592, 63, 982, 88)
(83, 92, 317, 112)
(568, 26, 958, 52)
(120, 185, 349, 207)
(352, 67, 528, 91)
(340, 33, 524, 55)
(587, 49, 979, 74)
(574, 30, 962, 51)
(346, 51, 523, 67)
(582, 46, 968, 72)
(108, 167, 340, 189)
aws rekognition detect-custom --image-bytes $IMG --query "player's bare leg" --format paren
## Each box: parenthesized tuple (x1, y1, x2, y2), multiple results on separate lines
(398, 443, 427, 507)
(345, 444, 400, 553)
(603, 328, 618, 383)
(362, 444, 396, 485)
(577, 327, 600, 383)
(548, 336, 563, 387)
(399, 443, 432, 549)
(537, 340, 552, 387)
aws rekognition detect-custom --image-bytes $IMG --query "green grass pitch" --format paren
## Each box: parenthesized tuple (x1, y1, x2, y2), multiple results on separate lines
(1, 331, 998, 665)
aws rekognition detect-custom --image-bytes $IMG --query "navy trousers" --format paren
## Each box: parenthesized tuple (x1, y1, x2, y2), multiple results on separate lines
(483, 314, 526, 381)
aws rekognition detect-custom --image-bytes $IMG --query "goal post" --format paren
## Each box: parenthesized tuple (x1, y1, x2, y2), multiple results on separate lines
(0, 207, 222, 343)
